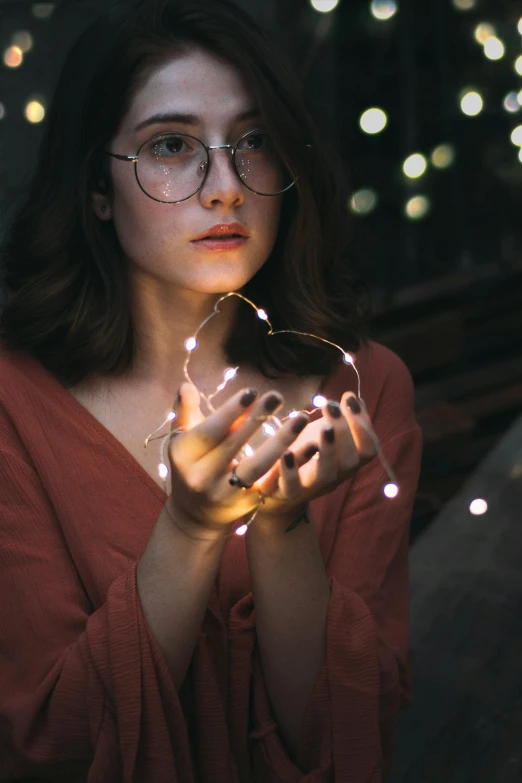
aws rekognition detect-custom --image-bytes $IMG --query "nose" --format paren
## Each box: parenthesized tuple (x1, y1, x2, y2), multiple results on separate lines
(198, 146, 245, 209)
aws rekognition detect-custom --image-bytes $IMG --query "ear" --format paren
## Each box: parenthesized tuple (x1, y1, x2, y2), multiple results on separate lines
(91, 191, 112, 221)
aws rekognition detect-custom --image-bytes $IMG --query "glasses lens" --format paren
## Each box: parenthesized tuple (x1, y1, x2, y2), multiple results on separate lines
(136, 133, 207, 203)
(235, 130, 295, 196)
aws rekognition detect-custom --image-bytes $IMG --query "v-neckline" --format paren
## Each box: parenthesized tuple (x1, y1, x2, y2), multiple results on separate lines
(18, 347, 347, 509)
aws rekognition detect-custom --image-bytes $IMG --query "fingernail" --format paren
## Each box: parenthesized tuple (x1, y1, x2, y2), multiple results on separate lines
(304, 444, 319, 460)
(283, 451, 295, 469)
(323, 426, 335, 444)
(264, 393, 283, 413)
(240, 389, 258, 407)
(327, 401, 342, 419)
(291, 414, 309, 434)
(347, 396, 362, 415)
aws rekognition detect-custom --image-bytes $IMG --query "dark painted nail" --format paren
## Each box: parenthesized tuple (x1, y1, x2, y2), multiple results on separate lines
(264, 393, 283, 413)
(283, 451, 295, 469)
(240, 389, 258, 407)
(304, 444, 319, 460)
(323, 426, 335, 444)
(347, 396, 362, 415)
(291, 415, 309, 434)
(327, 401, 342, 419)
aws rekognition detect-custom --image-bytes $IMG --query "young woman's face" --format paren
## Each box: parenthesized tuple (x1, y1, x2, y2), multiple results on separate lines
(99, 47, 283, 296)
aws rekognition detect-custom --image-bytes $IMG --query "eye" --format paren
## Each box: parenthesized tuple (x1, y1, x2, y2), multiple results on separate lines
(238, 131, 268, 152)
(147, 133, 194, 158)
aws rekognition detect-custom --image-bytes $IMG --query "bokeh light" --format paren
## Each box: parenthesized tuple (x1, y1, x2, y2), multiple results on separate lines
(516, 55, 522, 77)
(384, 483, 399, 498)
(31, 3, 56, 19)
(511, 125, 522, 146)
(460, 91, 483, 116)
(349, 188, 378, 215)
(370, 1, 398, 21)
(403, 153, 428, 179)
(483, 37, 505, 60)
(469, 498, 488, 516)
(11, 31, 34, 53)
(3, 46, 23, 68)
(519, 148, 522, 164)
(474, 23, 496, 45)
(24, 100, 45, 124)
(431, 144, 456, 168)
(518, 17, 522, 35)
(452, 0, 476, 9)
(504, 92, 521, 113)
(310, 0, 340, 12)
(0, 102, 6, 120)
(360, 107, 388, 134)
(405, 196, 431, 220)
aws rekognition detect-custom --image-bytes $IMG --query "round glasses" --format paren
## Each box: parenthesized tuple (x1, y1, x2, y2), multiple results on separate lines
(105, 128, 298, 204)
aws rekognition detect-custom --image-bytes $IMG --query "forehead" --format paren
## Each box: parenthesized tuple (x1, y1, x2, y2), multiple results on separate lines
(126, 48, 256, 129)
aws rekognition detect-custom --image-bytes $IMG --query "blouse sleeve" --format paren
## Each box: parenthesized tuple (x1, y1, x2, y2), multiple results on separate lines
(247, 355, 423, 782)
(0, 448, 193, 782)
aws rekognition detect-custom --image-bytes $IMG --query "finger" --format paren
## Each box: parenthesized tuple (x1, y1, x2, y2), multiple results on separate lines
(173, 382, 206, 431)
(340, 393, 378, 464)
(278, 450, 303, 500)
(225, 413, 310, 488)
(172, 387, 260, 463)
(322, 399, 359, 476)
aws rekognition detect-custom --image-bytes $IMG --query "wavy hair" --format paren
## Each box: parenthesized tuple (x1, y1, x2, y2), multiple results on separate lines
(0, 0, 371, 387)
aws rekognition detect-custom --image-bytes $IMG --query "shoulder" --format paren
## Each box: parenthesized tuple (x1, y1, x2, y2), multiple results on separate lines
(326, 339, 418, 442)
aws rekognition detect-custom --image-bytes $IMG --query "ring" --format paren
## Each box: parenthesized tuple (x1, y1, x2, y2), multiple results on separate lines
(229, 465, 253, 490)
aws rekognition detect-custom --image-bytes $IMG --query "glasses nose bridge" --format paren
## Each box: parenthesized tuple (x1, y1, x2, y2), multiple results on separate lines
(202, 142, 238, 186)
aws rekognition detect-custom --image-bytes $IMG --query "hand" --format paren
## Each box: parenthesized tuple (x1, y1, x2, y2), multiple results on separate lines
(246, 394, 379, 526)
(165, 383, 317, 536)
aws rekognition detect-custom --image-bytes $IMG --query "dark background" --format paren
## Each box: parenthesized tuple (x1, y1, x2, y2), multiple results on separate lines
(1, 0, 522, 779)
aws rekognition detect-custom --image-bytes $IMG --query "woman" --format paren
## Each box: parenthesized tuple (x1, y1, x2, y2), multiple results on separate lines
(0, 0, 422, 781)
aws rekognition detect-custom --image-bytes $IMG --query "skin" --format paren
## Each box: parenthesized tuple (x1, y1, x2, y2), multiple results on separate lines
(91, 46, 378, 531)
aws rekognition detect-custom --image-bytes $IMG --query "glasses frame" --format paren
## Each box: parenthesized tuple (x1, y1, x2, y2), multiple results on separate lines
(105, 127, 299, 204)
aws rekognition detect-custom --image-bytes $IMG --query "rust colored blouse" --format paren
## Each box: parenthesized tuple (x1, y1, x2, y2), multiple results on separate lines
(0, 340, 422, 783)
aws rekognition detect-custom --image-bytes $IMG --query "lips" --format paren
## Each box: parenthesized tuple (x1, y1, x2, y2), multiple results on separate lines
(193, 222, 248, 241)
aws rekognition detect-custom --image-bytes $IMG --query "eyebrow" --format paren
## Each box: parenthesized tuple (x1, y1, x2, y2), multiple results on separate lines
(134, 108, 262, 133)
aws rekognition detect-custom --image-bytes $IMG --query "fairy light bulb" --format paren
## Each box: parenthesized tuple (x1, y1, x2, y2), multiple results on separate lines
(343, 353, 355, 365)
(235, 524, 249, 536)
(185, 337, 197, 352)
(168, 411, 176, 421)
(158, 463, 169, 479)
(263, 423, 277, 436)
(224, 368, 237, 382)
(257, 309, 268, 321)
(288, 410, 301, 418)
(312, 394, 328, 408)
(244, 444, 255, 457)
(469, 498, 488, 515)
(384, 482, 399, 498)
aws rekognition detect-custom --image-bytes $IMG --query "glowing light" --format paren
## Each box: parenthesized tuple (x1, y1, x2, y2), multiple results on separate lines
(484, 37, 505, 60)
(185, 337, 197, 352)
(263, 423, 277, 437)
(31, 3, 56, 19)
(167, 411, 176, 421)
(460, 91, 483, 116)
(158, 463, 169, 479)
(0, 103, 5, 120)
(431, 144, 456, 168)
(11, 31, 34, 53)
(515, 56, 522, 77)
(288, 410, 301, 419)
(405, 196, 431, 220)
(403, 153, 428, 179)
(474, 23, 496, 45)
(312, 394, 328, 408)
(349, 189, 378, 216)
(519, 148, 522, 164)
(360, 108, 388, 134)
(384, 483, 399, 498)
(343, 353, 355, 365)
(518, 18, 522, 35)
(3, 46, 23, 68)
(235, 524, 249, 536)
(518, 90, 522, 106)
(469, 498, 488, 515)
(511, 125, 522, 146)
(370, 1, 398, 21)
(504, 92, 521, 113)
(452, 0, 475, 9)
(24, 100, 45, 124)
(310, 0, 339, 12)
(243, 445, 255, 457)
(257, 309, 268, 321)
(224, 368, 237, 382)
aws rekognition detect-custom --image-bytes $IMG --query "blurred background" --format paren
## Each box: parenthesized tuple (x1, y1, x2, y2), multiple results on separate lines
(1, 0, 521, 779)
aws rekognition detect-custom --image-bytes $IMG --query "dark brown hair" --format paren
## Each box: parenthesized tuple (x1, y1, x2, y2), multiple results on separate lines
(0, 0, 371, 388)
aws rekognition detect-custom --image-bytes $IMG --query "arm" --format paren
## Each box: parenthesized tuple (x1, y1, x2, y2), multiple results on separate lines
(245, 506, 330, 763)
